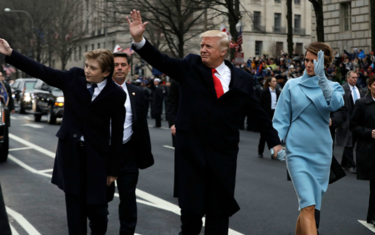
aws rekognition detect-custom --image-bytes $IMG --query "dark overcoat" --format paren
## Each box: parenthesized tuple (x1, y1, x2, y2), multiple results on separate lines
(336, 83, 365, 146)
(125, 83, 154, 169)
(350, 93, 375, 180)
(134, 40, 280, 216)
(151, 86, 164, 116)
(6, 51, 126, 204)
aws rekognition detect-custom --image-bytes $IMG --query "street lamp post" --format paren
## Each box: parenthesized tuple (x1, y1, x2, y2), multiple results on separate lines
(4, 8, 35, 30)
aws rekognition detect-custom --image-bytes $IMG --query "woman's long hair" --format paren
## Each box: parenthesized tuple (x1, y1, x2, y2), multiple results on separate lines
(264, 77, 273, 90)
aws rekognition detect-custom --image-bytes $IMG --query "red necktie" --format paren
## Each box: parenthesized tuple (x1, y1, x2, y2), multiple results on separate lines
(211, 69, 224, 98)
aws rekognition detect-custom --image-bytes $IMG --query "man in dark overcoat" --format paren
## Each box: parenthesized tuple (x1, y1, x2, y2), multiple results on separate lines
(350, 74, 375, 227)
(336, 71, 366, 173)
(127, 10, 282, 234)
(151, 78, 165, 127)
(0, 38, 126, 235)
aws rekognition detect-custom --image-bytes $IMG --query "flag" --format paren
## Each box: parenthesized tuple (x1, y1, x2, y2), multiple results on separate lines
(237, 26, 243, 45)
(113, 45, 134, 55)
(220, 24, 232, 41)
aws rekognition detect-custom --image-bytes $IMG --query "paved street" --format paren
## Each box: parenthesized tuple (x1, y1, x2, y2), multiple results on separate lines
(0, 113, 374, 235)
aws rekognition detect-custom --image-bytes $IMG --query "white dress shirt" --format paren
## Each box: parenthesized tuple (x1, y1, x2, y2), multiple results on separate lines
(269, 87, 277, 110)
(81, 79, 107, 141)
(133, 37, 231, 94)
(348, 84, 360, 104)
(118, 82, 133, 144)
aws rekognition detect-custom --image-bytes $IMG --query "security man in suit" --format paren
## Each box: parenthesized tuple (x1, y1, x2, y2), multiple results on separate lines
(127, 10, 282, 234)
(0, 38, 126, 235)
(257, 77, 280, 158)
(336, 70, 366, 173)
(151, 78, 165, 127)
(112, 52, 154, 234)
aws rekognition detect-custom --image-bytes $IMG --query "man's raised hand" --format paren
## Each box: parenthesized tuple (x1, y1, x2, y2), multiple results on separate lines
(0, 39, 13, 56)
(126, 10, 148, 43)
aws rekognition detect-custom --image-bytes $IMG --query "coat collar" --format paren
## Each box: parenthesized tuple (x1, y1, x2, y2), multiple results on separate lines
(365, 93, 375, 104)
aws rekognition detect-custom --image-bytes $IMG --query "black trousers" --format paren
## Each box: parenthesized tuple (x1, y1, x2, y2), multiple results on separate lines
(368, 180, 375, 223)
(65, 144, 109, 235)
(154, 114, 161, 127)
(258, 110, 275, 154)
(117, 139, 139, 235)
(0, 183, 11, 235)
(340, 138, 357, 168)
(180, 170, 229, 235)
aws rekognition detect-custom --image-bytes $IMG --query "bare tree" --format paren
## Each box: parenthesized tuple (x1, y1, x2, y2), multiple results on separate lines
(309, 0, 324, 42)
(52, 0, 86, 70)
(286, 0, 293, 54)
(105, 0, 217, 59)
(371, 0, 375, 53)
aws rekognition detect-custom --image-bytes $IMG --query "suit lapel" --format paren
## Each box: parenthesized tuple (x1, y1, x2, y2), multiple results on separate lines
(90, 79, 113, 106)
(200, 65, 217, 98)
(126, 83, 137, 122)
(78, 75, 91, 104)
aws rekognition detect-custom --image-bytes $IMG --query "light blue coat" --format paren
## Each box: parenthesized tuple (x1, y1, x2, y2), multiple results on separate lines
(273, 72, 344, 210)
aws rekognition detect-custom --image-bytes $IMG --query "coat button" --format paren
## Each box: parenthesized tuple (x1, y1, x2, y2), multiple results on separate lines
(73, 134, 77, 138)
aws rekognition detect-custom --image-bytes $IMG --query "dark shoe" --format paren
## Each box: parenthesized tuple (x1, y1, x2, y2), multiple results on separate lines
(367, 220, 375, 227)
(270, 155, 276, 160)
(349, 167, 357, 174)
(258, 153, 263, 158)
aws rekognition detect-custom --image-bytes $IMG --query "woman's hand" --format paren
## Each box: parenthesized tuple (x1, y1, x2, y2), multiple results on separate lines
(313, 50, 325, 78)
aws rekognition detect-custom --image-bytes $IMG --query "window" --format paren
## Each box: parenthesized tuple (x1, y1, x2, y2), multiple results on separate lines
(98, 43, 100, 49)
(294, 14, 301, 29)
(276, 42, 283, 55)
(78, 46, 81, 59)
(52, 60, 55, 69)
(112, 40, 116, 51)
(85, 45, 88, 52)
(341, 3, 351, 32)
(295, 43, 303, 55)
(74, 47, 77, 61)
(275, 0, 281, 3)
(294, 0, 300, 4)
(255, 41, 263, 56)
(274, 13, 281, 31)
(92, 44, 94, 50)
(254, 11, 261, 27)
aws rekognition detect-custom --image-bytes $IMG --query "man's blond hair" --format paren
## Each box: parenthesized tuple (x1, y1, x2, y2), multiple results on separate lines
(200, 30, 229, 53)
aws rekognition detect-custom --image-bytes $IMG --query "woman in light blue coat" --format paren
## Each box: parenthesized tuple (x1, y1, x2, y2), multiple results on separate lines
(273, 42, 344, 235)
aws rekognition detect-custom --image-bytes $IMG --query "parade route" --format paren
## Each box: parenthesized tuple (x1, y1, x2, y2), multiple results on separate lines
(0, 113, 373, 234)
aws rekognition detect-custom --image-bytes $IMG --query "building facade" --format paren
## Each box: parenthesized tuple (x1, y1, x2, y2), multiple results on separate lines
(54, 0, 313, 74)
(240, 0, 313, 59)
(311, 0, 372, 54)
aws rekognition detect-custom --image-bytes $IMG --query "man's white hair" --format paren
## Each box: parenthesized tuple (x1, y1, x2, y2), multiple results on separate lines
(200, 30, 230, 52)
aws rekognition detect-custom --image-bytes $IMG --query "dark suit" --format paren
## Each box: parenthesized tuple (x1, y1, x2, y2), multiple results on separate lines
(167, 79, 181, 197)
(0, 183, 11, 235)
(151, 85, 165, 127)
(6, 51, 126, 235)
(336, 83, 365, 169)
(258, 87, 280, 154)
(134, 40, 280, 234)
(116, 83, 153, 235)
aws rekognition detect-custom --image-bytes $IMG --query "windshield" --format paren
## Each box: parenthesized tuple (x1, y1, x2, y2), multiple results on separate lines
(50, 87, 62, 91)
(25, 81, 36, 91)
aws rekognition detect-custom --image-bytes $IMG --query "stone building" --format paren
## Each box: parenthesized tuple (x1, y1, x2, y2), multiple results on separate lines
(240, 0, 313, 59)
(311, 0, 372, 54)
(54, 0, 314, 73)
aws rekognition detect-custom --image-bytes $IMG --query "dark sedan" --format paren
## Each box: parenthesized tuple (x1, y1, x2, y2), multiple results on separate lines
(11, 78, 38, 114)
(32, 80, 64, 124)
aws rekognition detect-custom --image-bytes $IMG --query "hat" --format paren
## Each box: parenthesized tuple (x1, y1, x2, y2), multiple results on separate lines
(135, 79, 142, 83)
(154, 78, 161, 82)
(371, 52, 374, 55)
(280, 58, 284, 61)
